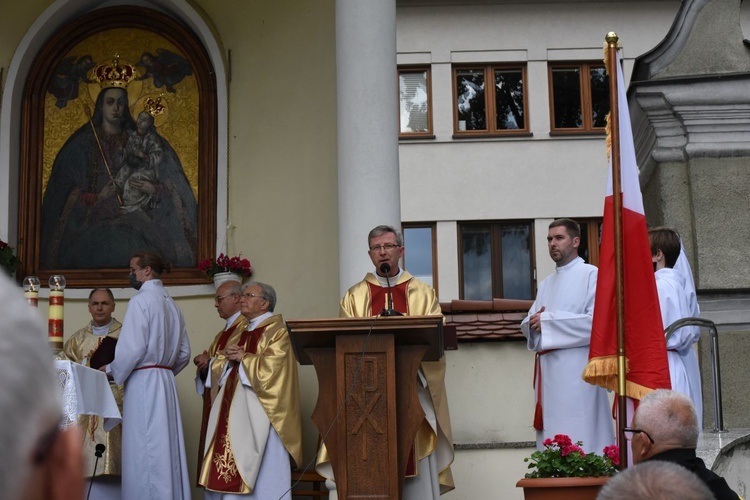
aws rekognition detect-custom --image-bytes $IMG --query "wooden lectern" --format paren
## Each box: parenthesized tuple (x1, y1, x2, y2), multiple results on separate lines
(288, 316, 443, 500)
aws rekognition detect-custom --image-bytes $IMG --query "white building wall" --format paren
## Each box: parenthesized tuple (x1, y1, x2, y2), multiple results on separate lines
(397, 2, 681, 498)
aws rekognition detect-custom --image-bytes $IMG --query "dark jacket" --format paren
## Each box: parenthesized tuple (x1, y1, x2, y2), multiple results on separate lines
(648, 448, 740, 500)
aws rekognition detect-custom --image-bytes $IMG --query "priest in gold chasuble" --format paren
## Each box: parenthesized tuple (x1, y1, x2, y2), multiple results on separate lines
(319, 224, 455, 498)
(61, 288, 123, 498)
(198, 282, 302, 499)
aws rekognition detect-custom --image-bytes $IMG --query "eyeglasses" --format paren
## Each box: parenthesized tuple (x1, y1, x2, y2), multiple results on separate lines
(623, 427, 655, 444)
(214, 293, 234, 304)
(242, 292, 266, 301)
(369, 243, 401, 252)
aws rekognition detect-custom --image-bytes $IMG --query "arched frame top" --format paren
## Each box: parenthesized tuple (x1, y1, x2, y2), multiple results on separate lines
(1, 0, 229, 294)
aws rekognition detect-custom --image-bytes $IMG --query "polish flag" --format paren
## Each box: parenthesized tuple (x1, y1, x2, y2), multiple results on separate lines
(582, 52, 671, 399)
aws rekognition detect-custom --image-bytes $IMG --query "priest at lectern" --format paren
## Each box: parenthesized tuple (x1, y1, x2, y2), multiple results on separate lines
(318, 224, 455, 498)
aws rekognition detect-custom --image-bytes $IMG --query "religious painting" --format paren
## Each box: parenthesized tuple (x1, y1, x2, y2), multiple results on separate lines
(18, 7, 217, 287)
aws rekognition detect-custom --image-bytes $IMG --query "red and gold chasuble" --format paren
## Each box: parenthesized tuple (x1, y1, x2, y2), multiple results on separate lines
(366, 280, 410, 316)
(204, 326, 265, 493)
(366, 279, 420, 476)
(197, 320, 244, 483)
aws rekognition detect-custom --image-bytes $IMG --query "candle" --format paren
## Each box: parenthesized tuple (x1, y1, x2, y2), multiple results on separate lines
(48, 275, 66, 351)
(23, 276, 41, 307)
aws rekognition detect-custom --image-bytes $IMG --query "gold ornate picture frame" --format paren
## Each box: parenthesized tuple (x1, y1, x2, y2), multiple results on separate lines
(18, 6, 217, 287)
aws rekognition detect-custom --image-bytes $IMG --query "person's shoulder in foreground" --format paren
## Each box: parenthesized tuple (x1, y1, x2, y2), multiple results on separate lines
(0, 272, 84, 500)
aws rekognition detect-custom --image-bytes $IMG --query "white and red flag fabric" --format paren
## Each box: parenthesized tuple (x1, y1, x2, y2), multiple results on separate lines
(582, 52, 671, 399)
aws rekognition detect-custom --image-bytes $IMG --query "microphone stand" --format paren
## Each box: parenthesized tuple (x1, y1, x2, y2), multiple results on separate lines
(379, 263, 403, 317)
(86, 444, 106, 500)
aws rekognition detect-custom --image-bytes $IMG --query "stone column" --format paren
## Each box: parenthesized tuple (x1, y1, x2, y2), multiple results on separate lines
(336, 0, 401, 295)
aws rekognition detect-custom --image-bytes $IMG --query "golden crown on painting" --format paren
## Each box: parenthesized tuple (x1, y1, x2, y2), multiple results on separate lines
(143, 95, 166, 117)
(91, 54, 138, 89)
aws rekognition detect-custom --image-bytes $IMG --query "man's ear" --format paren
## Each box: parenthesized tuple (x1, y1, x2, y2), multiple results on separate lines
(47, 426, 85, 500)
(638, 433, 652, 459)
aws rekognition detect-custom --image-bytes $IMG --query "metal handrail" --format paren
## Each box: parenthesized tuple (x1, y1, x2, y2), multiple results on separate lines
(665, 317, 726, 433)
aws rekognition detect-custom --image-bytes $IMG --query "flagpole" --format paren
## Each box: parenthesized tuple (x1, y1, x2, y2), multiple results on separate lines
(605, 31, 628, 468)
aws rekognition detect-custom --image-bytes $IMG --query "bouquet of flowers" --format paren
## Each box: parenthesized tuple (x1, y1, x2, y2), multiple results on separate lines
(198, 253, 252, 279)
(524, 434, 619, 478)
(0, 239, 21, 277)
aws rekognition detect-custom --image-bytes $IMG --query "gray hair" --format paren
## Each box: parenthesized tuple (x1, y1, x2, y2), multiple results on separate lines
(597, 460, 715, 500)
(634, 389, 699, 448)
(0, 273, 62, 500)
(242, 281, 277, 312)
(220, 281, 242, 297)
(368, 225, 403, 247)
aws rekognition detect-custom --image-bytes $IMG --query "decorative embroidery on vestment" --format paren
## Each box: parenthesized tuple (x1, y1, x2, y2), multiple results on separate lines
(212, 420, 238, 483)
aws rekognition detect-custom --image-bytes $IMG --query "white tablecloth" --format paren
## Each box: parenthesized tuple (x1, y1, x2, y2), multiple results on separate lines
(55, 360, 122, 431)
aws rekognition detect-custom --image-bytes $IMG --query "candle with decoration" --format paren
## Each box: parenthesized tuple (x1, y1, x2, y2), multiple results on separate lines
(48, 275, 66, 351)
(23, 276, 41, 307)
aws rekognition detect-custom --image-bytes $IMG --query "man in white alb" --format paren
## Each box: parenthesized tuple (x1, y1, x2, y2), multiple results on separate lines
(108, 251, 191, 500)
(649, 227, 702, 428)
(521, 219, 614, 453)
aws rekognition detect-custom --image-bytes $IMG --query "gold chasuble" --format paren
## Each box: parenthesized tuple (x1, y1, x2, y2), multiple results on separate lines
(334, 271, 455, 494)
(199, 314, 303, 493)
(196, 314, 249, 482)
(62, 319, 124, 477)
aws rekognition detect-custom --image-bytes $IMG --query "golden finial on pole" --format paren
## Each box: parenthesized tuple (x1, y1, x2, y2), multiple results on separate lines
(606, 32, 619, 46)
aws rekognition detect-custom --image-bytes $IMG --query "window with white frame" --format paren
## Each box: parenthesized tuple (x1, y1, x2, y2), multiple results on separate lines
(399, 67, 433, 137)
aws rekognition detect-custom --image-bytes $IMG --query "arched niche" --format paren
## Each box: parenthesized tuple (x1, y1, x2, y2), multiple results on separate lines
(1, 0, 228, 290)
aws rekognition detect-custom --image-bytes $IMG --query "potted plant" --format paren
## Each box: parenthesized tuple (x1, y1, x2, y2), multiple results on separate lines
(198, 253, 252, 288)
(0, 239, 20, 277)
(516, 434, 619, 500)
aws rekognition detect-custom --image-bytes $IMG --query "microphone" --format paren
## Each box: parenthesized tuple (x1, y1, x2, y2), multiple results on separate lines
(87, 444, 107, 500)
(379, 263, 403, 317)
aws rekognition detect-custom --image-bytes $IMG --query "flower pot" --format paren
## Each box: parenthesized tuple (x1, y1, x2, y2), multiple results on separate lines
(212, 271, 243, 289)
(516, 476, 609, 500)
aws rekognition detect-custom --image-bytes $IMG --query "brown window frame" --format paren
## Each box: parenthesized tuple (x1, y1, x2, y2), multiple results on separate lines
(458, 220, 536, 300)
(398, 66, 434, 139)
(548, 61, 608, 135)
(402, 222, 438, 296)
(452, 64, 530, 137)
(575, 217, 603, 266)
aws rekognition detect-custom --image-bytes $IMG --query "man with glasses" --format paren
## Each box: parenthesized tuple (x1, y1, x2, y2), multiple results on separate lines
(193, 280, 247, 483)
(198, 281, 302, 499)
(629, 389, 740, 500)
(0, 271, 84, 500)
(324, 224, 455, 497)
(62, 288, 123, 498)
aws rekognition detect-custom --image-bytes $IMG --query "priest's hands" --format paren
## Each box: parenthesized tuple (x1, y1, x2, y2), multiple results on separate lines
(528, 306, 546, 332)
(193, 350, 210, 370)
(224, 344, 246, 362)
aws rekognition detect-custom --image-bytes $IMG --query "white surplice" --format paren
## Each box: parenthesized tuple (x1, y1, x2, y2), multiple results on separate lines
(110, 279, 191, 500)
(655, 267, 703, 427)
(521, 257, 615, 453)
